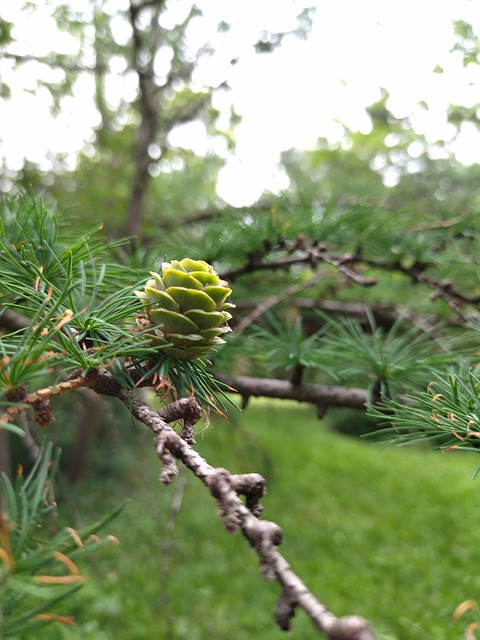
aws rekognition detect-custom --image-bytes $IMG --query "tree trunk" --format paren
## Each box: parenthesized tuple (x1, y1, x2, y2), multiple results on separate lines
(124, 0, 163, 239)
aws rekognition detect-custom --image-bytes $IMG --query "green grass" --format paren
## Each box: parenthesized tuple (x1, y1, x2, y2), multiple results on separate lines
(47, 399, 480, 640)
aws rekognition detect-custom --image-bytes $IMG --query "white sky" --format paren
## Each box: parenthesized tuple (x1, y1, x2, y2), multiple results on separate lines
(1, 0, 480, 205)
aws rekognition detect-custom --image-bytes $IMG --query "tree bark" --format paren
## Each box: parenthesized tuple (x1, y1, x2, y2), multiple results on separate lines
(125, 0, 164, 238)
(215, 374, 367, 410)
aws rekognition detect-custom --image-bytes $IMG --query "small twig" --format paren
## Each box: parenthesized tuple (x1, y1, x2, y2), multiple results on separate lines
(320, 253, 377, 287)
(235, 272, 323, 335)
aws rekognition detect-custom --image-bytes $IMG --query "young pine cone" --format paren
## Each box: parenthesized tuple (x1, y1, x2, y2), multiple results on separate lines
(135, 258, 234, 361)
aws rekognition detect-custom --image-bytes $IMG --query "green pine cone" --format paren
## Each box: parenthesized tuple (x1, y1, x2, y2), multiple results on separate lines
(135, 258, 234, 360)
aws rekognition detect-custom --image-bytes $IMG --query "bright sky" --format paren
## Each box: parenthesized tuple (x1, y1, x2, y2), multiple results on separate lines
(1, 0, 480, 204)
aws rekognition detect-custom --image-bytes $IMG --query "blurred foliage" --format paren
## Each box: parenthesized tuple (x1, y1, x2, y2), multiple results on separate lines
(281, 90, 480, 211)
(0, 442, 125, 637)
(45, 143, 224, 234)
(2, 7, 480, 638)
(0, 0, 314, 231)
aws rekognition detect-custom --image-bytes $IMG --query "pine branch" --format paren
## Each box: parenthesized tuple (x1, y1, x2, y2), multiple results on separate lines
(215, 374, 368, 411)
(220, 240, 375, 285)
(221, 238, 480, 319)
(0, 51, 106, 74)
(359, 257, 480, 316)
(1, 367, 375, 638)
(111, 379, 375, 639)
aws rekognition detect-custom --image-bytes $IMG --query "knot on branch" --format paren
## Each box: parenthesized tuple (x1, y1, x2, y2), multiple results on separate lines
(158, 397, 202, 445)
(244, 518, 283, 580)
(158, 396, 202, 424)
(83, 368, 122, 397)
(154, 431, 178, 484)
(230, 473, 266, 517)
(326, 615, 376, 640)
(275, 587, 297, 630)
(32, 397, 54, 428)
(210, 468, 243, 533)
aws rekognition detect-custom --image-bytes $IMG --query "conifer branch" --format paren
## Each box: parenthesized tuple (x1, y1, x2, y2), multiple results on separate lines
(222, 239, 480, 318)
(0, 376, 87, 426)
(106, 375, 375, 639)
(0, 365, 375, 637)
(215, 374, 368, 410)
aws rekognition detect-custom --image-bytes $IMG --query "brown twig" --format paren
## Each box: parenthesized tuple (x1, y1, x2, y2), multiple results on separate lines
(221, 240, 480, 321)
(0, 366, 375, 637)
(0, 376, 87, 426)
(215, 374, 368, 411)
(234, 272, 324, 335)
(108, 382, 375, 639)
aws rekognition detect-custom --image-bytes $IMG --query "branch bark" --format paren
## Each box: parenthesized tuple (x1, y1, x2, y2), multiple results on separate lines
(215, 374, 368, 411)
(0, 368, 375, 638)
(111, 382, 375, 639)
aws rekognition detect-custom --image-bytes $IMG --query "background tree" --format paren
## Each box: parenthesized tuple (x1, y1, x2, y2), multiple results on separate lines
(0, 0, 314, 233)
(2, 5, 480, 639)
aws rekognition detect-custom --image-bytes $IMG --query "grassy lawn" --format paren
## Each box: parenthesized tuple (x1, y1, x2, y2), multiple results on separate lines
(51, 399, 480, 640)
